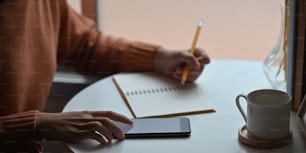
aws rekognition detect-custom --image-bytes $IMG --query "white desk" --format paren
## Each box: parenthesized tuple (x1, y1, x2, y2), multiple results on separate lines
(63, 60, 306, 153)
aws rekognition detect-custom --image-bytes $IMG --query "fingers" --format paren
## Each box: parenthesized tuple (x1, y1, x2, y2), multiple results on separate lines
(178, 48, 209, 70)
(96, 117, 125, 140)
(79, 118, 125, 144)
(172, 48, 209, 82)
(91, 111, 131, 140)
(77, 121, 111, 144)
(194, 48, 210, 64)
(90, 131, 108, 144)
(36, 111, 130, 145)
(173, 66, 204, 82)
(186, 70, 203, 82)
(178, 51, 201, 70)
(74, 111, 131, 144)
(92, 111, 133, 125)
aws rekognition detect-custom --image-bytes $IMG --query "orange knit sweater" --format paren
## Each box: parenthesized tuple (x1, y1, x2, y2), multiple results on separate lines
(0, 0, 159, 152)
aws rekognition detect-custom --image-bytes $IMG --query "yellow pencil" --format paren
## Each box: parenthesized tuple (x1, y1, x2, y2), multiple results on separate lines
(181, 19, 204, 85)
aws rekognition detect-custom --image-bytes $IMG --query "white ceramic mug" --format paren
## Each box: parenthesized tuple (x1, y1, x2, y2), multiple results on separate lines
(236, 89, 292, 140)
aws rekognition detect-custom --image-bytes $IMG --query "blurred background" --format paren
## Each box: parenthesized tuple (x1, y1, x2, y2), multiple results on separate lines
(67, 0, 283, 61)
(96, 0, 282, 61)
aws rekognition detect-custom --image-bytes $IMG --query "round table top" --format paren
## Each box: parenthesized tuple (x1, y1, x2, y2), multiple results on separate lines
(63, 59, 305, 153)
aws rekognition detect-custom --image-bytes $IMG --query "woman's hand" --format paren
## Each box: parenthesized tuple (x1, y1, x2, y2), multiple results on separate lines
(36, 111, 133, 144)
(154, 47, 210, 83)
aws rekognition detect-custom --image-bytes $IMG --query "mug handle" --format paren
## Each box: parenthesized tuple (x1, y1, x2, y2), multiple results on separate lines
(235, 94, 247, 123)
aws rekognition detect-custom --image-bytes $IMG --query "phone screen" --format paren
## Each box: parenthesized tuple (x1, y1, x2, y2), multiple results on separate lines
(115, 117, 191, 138)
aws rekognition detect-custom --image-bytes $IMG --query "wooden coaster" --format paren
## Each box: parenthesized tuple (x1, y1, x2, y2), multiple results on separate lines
(238, 125, 292, 149)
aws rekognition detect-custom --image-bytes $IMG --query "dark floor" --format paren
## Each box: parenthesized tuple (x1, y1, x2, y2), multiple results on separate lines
(43, 141, 73, 153)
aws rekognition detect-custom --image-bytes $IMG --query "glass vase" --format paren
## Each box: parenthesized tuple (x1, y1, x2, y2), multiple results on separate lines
(263, 2, 287, 91)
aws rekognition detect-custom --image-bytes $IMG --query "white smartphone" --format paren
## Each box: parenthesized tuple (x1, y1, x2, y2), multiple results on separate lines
(115, 117, 191, 138)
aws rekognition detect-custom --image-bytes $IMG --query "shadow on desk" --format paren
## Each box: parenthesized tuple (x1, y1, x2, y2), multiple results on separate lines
(67, 140, 123, 152)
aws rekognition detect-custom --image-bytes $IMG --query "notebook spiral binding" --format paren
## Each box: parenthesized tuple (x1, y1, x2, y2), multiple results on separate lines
(126, 84, 195, 96)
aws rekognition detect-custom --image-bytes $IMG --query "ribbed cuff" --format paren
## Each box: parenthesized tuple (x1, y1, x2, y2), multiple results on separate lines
(1, 110, 39, 141)
(91, 34, 161, 75)
(122, 41, 160, 72)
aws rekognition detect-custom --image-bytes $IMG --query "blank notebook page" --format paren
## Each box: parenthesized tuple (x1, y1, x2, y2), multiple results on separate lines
(113, 73, 215, 118)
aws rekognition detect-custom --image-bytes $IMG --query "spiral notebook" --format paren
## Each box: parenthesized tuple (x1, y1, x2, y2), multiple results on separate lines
(112, 73, 215, 118)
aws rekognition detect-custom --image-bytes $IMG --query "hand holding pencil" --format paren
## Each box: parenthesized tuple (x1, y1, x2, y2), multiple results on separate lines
(154, 19, 210, 83)
(181, 19, 204, 84)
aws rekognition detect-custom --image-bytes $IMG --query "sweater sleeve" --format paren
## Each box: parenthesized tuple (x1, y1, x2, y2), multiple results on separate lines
(0, 110, 38, 141)
(57, 0, 160, 76)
